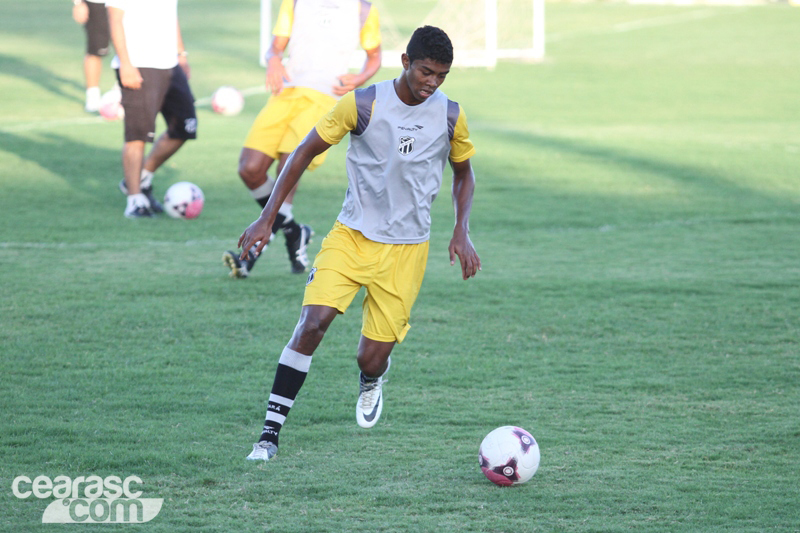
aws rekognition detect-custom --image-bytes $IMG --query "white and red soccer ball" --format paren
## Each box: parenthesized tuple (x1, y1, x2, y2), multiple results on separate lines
(164, 181, 204, 219)
(211, 86, 244, 116)
(479, 426, 540, 486)
(99, 87, 124, 120)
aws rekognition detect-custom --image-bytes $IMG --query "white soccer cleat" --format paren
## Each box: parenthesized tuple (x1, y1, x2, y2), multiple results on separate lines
(356, 358, 390, 429)
(246, 440, 278, 461)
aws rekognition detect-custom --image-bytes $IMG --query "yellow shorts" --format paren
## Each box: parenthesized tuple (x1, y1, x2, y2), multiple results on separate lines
(243, 87, 336, 171)
(303, 221, 430, 343)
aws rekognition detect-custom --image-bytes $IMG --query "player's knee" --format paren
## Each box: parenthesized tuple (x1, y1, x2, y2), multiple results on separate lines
(238, 154, 266, 188)
(291, 314, 330, 352)
(356, 353, 387, 378)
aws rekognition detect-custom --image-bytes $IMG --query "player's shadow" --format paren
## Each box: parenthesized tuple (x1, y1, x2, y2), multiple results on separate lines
(0, 130, 119, 200)
(0, 54, 83, 105)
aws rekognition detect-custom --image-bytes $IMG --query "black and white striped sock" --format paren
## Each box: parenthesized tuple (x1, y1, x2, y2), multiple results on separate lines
(259, 346, 312, 446)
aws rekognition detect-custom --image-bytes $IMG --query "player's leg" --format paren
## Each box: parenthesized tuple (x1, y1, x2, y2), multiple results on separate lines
(136, 65, 197, 213)
(247, 225, 365, 461)
(246, 304, 340, 461)
(83, 55, 103, 112)
(355, 239, 430, 427)
(355, 336, 394, 429)
(118, 68, 171, 218)
(228, 95, 311, 276)
(82, 1, 109, 113)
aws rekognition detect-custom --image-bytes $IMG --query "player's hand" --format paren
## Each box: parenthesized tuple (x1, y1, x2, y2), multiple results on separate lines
(72, 2, 89, 25)
(119, 64, 143, 90)
(449, 229, 481, 280)
(266, 57, 289, 95)
(333, 73, 361, 96)
(238, 216, 274, 261)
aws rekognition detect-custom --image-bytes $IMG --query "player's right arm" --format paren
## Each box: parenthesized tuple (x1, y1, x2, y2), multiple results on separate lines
(239, 130, 332, 258)
(333, 2, 383, 96)
(238, 94, 357, 258)
(265, 35, 290, 95)
(107, 5, 142, 89)
(72, 1, 89, 25)
(265, 0, 293, 94)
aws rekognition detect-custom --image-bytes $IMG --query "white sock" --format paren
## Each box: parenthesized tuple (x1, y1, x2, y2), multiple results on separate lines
(86, 87, 101, 100)
(278, 203, 294, 223)
(140, 169, 154, 190)
(250, 180, 275, 200)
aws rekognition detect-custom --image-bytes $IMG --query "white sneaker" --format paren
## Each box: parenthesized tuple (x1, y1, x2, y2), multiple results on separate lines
(124, 193, 153, 218)
(356, 357, 390, 429)
(85, 87, 101, 113)
(246, 440, 278, 461)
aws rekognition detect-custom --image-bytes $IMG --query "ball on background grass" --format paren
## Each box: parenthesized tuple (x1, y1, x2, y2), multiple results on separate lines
(479, 426, 540, 486)
(99, 87, 123, 121)
(211, 86, 244, 116)
(164, 182, 204, 219)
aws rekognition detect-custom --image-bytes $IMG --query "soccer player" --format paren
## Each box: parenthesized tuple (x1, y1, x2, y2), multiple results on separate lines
(72, 0, 109, 113)
(223, 0, 382, 277)
(107, 0, 198, 218)
(239, 26, 481, 461)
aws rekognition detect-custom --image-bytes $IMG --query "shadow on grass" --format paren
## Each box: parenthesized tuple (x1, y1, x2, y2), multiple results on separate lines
(0, 130, 127, 203)
(0, 54, 83, 105)
(482, 124, 791, 208)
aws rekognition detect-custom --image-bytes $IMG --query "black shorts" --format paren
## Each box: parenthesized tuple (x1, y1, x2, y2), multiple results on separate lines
(118, 66, 198, 143)
(85, 2, 109, 57)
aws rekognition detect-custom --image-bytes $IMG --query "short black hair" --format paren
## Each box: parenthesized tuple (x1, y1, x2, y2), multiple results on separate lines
(406, 26, 453, 65)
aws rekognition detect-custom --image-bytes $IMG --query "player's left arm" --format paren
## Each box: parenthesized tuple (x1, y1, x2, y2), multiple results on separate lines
(449, 158, 481, 280)
(239, 130, 332, 258)
(448, 105, 480, 280)
(334, 2, 383, 95)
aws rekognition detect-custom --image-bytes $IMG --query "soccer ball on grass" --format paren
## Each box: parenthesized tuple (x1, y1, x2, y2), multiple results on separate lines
(479, 426, 540, 486)
(211, 86, 244, 116)
(99, 87, 123, 120)
(164, 181, 204, 219)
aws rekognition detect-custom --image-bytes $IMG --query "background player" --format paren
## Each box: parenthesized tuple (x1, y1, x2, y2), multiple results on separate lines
(238, 26, 481, 461)
(72, 0, 109, 113)
(107, 0, 198, 218)
(223, 0, 382, 277)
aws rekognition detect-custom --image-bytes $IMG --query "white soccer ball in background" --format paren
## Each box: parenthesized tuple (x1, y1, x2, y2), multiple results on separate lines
(99, 87, 123, 121)
(211, 86, 244, 116)
(164, 181, 204, 219)
(479, 426, 540, 486)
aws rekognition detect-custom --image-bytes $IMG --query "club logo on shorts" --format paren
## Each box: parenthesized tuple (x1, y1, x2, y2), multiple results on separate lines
(306, 267, 317, 286)
(398, 136, 415, 155)
(184, 118, 197, 134)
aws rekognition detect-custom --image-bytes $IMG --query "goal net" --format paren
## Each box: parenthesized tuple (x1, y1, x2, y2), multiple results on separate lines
(260, 0, 545, 69)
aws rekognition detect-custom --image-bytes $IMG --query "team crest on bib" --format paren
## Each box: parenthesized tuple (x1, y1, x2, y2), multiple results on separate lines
(398, 136, 415, 155)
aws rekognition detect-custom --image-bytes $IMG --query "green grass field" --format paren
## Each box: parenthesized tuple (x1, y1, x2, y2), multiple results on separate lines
(2, 1, 800, 531)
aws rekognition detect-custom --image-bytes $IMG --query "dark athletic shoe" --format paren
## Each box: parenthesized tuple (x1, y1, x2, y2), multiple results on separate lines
(222, 245, 261, 279)
(285, 224, 314, 274)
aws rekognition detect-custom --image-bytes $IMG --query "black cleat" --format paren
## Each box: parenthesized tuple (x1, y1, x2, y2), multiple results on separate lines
(222, 245, 261, 279)
(285, 224, 314, 274)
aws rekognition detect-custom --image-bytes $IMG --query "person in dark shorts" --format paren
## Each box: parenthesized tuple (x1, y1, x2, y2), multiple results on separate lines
(72, 0, 110, 112)
(107, 0, 197, 218)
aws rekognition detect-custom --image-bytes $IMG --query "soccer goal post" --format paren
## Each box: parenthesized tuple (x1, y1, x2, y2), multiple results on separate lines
(259, 0, 545, 69)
